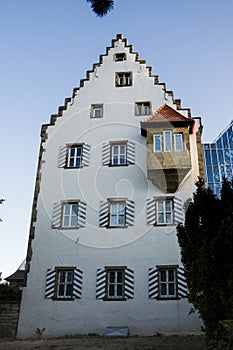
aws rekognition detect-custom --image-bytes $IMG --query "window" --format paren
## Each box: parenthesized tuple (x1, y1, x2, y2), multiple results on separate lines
(111, 143, 127, 166)
(62, 202, 78, 228)
(91, 104, 103, 118)
(158, 267, 177, 299)
(56, 269, 74, 299)
(107, 269, 125, 299)
(164, 130, 172, 152)
(157, 199, 173, 225)
(110, 202, 126, 227)
(67, 146, 83, 167)
(115, 72, 132, 87)
(153, 134, 162, 152)
(114, 53, 126, 61)
(135, 102, 151, 116)
(174, 133, 183, 152)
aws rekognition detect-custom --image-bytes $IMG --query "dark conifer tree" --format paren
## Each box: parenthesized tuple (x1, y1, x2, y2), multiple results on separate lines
(87, 0, 114, 17)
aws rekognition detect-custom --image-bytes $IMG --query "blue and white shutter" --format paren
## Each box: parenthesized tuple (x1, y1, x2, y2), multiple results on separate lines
(52, 202, 62, 228)
(96, 269, 107, 299)
(45, 269, 56, 299)
(124, 268, 134, 299)
(177, 267, 188, 298)
(125, 200, 135, 226)
(73, 268, 83, 299)
(102, 143, 111, 166)
(173, 197, 184, 224)
(99, 201, 109, 227)
(148, 268, 159, 299)
(147, 198, 156, 225)
(58, 146, 67, 168)
(127, 141, 135, 165)
(81, 144, 90, 167)
(77, 201, 87, 227)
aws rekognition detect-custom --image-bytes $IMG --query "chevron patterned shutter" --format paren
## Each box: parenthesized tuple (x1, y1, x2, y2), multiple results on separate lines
(177, 267, 188, 298)
(174, 197, 184, 224)
(45, 269, 56, 299)
(96, 269, 107, 299)
(58, 145, 67, 168)
(52, 202, 62, 228)
(73, 268, 83, 299)
(102, 143, 111, 166)
(148, 268, 159, 299)
(125, 200, 134, 226)
(81, 144, 90, 166)
(77, 201, 86, 227)
(124, 268, 134, 299)
(99, 201, 109, 227)
(147, 198, 156, 225)
(127, 141, 135, 165)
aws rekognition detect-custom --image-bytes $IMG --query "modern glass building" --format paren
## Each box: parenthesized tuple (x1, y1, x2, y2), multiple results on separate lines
(203, 120, 233, 196)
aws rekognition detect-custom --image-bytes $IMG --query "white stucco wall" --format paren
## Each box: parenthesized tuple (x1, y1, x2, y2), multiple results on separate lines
(17, 36, 202, 338)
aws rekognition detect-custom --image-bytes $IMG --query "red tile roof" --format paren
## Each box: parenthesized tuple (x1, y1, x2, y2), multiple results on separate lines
(142, 104, 190, 123)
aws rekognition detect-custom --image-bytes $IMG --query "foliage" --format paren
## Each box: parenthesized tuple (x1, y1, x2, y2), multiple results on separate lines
(177, 178, 233, 346)
(87, 0, 114, 17)
(0, 283, 22, 301)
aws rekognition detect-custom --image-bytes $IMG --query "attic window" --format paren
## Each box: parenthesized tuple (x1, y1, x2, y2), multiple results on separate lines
(114, 53, 126, 61)
(115, 72, 132, 87)
(91, 104, 103, 118)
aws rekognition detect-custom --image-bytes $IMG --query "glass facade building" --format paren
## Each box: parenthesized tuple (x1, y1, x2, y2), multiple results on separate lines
(203, 121, 233, 196)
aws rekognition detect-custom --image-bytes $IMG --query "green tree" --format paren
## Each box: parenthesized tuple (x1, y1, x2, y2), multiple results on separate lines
(87, 0, 114, 17)
(177, 178, 233, 345)
(0, 283, 22, 301)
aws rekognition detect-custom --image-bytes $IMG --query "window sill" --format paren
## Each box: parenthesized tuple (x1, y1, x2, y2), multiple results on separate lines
(55, 226, 80, 230)
(64, 166, 84, 169)
(109, 164, 128, 167)
(103, 297, 127, 301)
(107, 225, 128, 229)
(156, 297, 180, 301)
(52, 297, 75, 301)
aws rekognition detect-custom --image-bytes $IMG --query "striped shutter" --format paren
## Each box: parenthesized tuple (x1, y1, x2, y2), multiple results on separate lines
(174, 197, 184, 224)
(125, 200, 135, 226)
(99, 201, 109, 227)
(96, 269, 107, 299)
(147, 198, 156, 225)
(58, 146, 67, 168)
(102, 143, 111, 166)
(127, 141, 135, 165)
(177, 267, 188, 298)
(52, 202, 62, 228)
(73, 268, 83, 299)
(77, 201, 86, 227)
(148, 268, 159, 299)
(45, 269, 56, 299)
(81, 144, 90, 167)
(124, 268, 134, 299)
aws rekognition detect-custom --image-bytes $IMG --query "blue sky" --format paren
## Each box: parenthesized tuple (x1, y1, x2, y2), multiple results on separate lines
(0, 0, 233, 279)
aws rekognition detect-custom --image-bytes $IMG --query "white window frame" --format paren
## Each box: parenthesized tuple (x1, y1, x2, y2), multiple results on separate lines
(91, 104, 103, 118)
(158, 268, 177, 299)
(164, 130, 172, 152)
(109, 201, 126, 227)
(153, 134, 162, 152)
(156, 199, 173, 225)
(116, 72, 132, 87)
(107, 269, 125, 299)
(174, 133, 183, 152)
(56, 269, 74, 299)
(111, 143, 127, 166)
(62, 202, 79, 228)
(135, 102, 151, 116)
(67, 146, 83, 167)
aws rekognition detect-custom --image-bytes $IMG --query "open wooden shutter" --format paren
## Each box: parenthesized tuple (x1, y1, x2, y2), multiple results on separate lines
(45, 269, 56, 299)
(102, 143, 111, 166)
(148, 268, 159, 299)
(127, 141, 135, 165)
(177, 267, 188, 298)
(81, 144, 90, 166)
(147, 198, 156, 225)
(73, 268, 83, 299)
(52, 202, 62, 228)
(124, 268, 134, 299)
(99, 201, 109, 227)
(96, 269, 107, 299)
(58, 146, 67, 168)
(174, 197, 184, 224)
(77, 201, 86, 227)
(125, 200, 135, 226)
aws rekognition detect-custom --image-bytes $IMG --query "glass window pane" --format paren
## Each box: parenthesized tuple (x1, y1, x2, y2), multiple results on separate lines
(69, 158, 74, 167)
(117, 271, 123, 283)
(70, 148, 75, 157)
(66, 284, 73, 296)
(109, 285, 115, 296)
(216, 138, 223, 149)
(67, 272, 73, 282)
(164, 131, 172, 152)
(71, 204, 78, 215)
(206, 166, 213, 182)
(175, 134, 183, 151)
(158, 213, 164, 223)
(205, 150, 211, 165)
(222, 132, 229, 148)
(109, 272, 115, 283)
(154, 135, 162, 152)
(75, 158, 81, 167)
(160, 270, 166, 282)
(160, 284, 167, 295)
(227, 127, 233, 148)
(168, 283, 175, 295)
(224, 150, 231, 165)
(168, 270, 174, 281)
(63, 217, 70, 227)
(166, 213, 172, 223)
(218, 149, 224, 165)
(226, 166, 233, 180)
(213, 166, 220, 182)
(165, 201, 172, 211)
(117, 285, 123, 296)
(70, 216, 77, 227)
(118, 215, 125, 226)
(58, 284, 65, 296)
(211, 150, 218, 165)
(157, 201, 163, 211)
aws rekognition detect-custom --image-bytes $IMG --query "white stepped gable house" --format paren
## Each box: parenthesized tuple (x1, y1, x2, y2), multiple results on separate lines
(18, 34, 204, 338)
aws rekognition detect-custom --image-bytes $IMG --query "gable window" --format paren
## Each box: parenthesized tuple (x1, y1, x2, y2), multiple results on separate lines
(67, 146, 83, 167)
(158, 267, 177, 299)
(174, 133, 183, 152)
(114, 53, 126, 61)
(107, 269, 125, 299)
(135, 102, 151, 116)
(56, 269, 74, 299)
(153, 134, 162, 152)
(110, 201, 126, 227)
(91, 104, 103, 118)
(62, 202, 78, 228)
(111, 143, 127, 166)
(115, 72, 132, 87)
(157, 199, 173, 225)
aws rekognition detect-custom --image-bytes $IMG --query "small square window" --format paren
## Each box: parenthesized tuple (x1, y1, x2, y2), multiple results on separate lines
(114, 53, 126, 61)
(158, 267, 177, 299)
(135, 102, 151, 116)
(115, 72, 132, 87)
(91, 104, 103, 118)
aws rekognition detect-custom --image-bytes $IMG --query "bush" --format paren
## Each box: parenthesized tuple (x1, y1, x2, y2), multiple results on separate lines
(0, 283, 22, 301)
